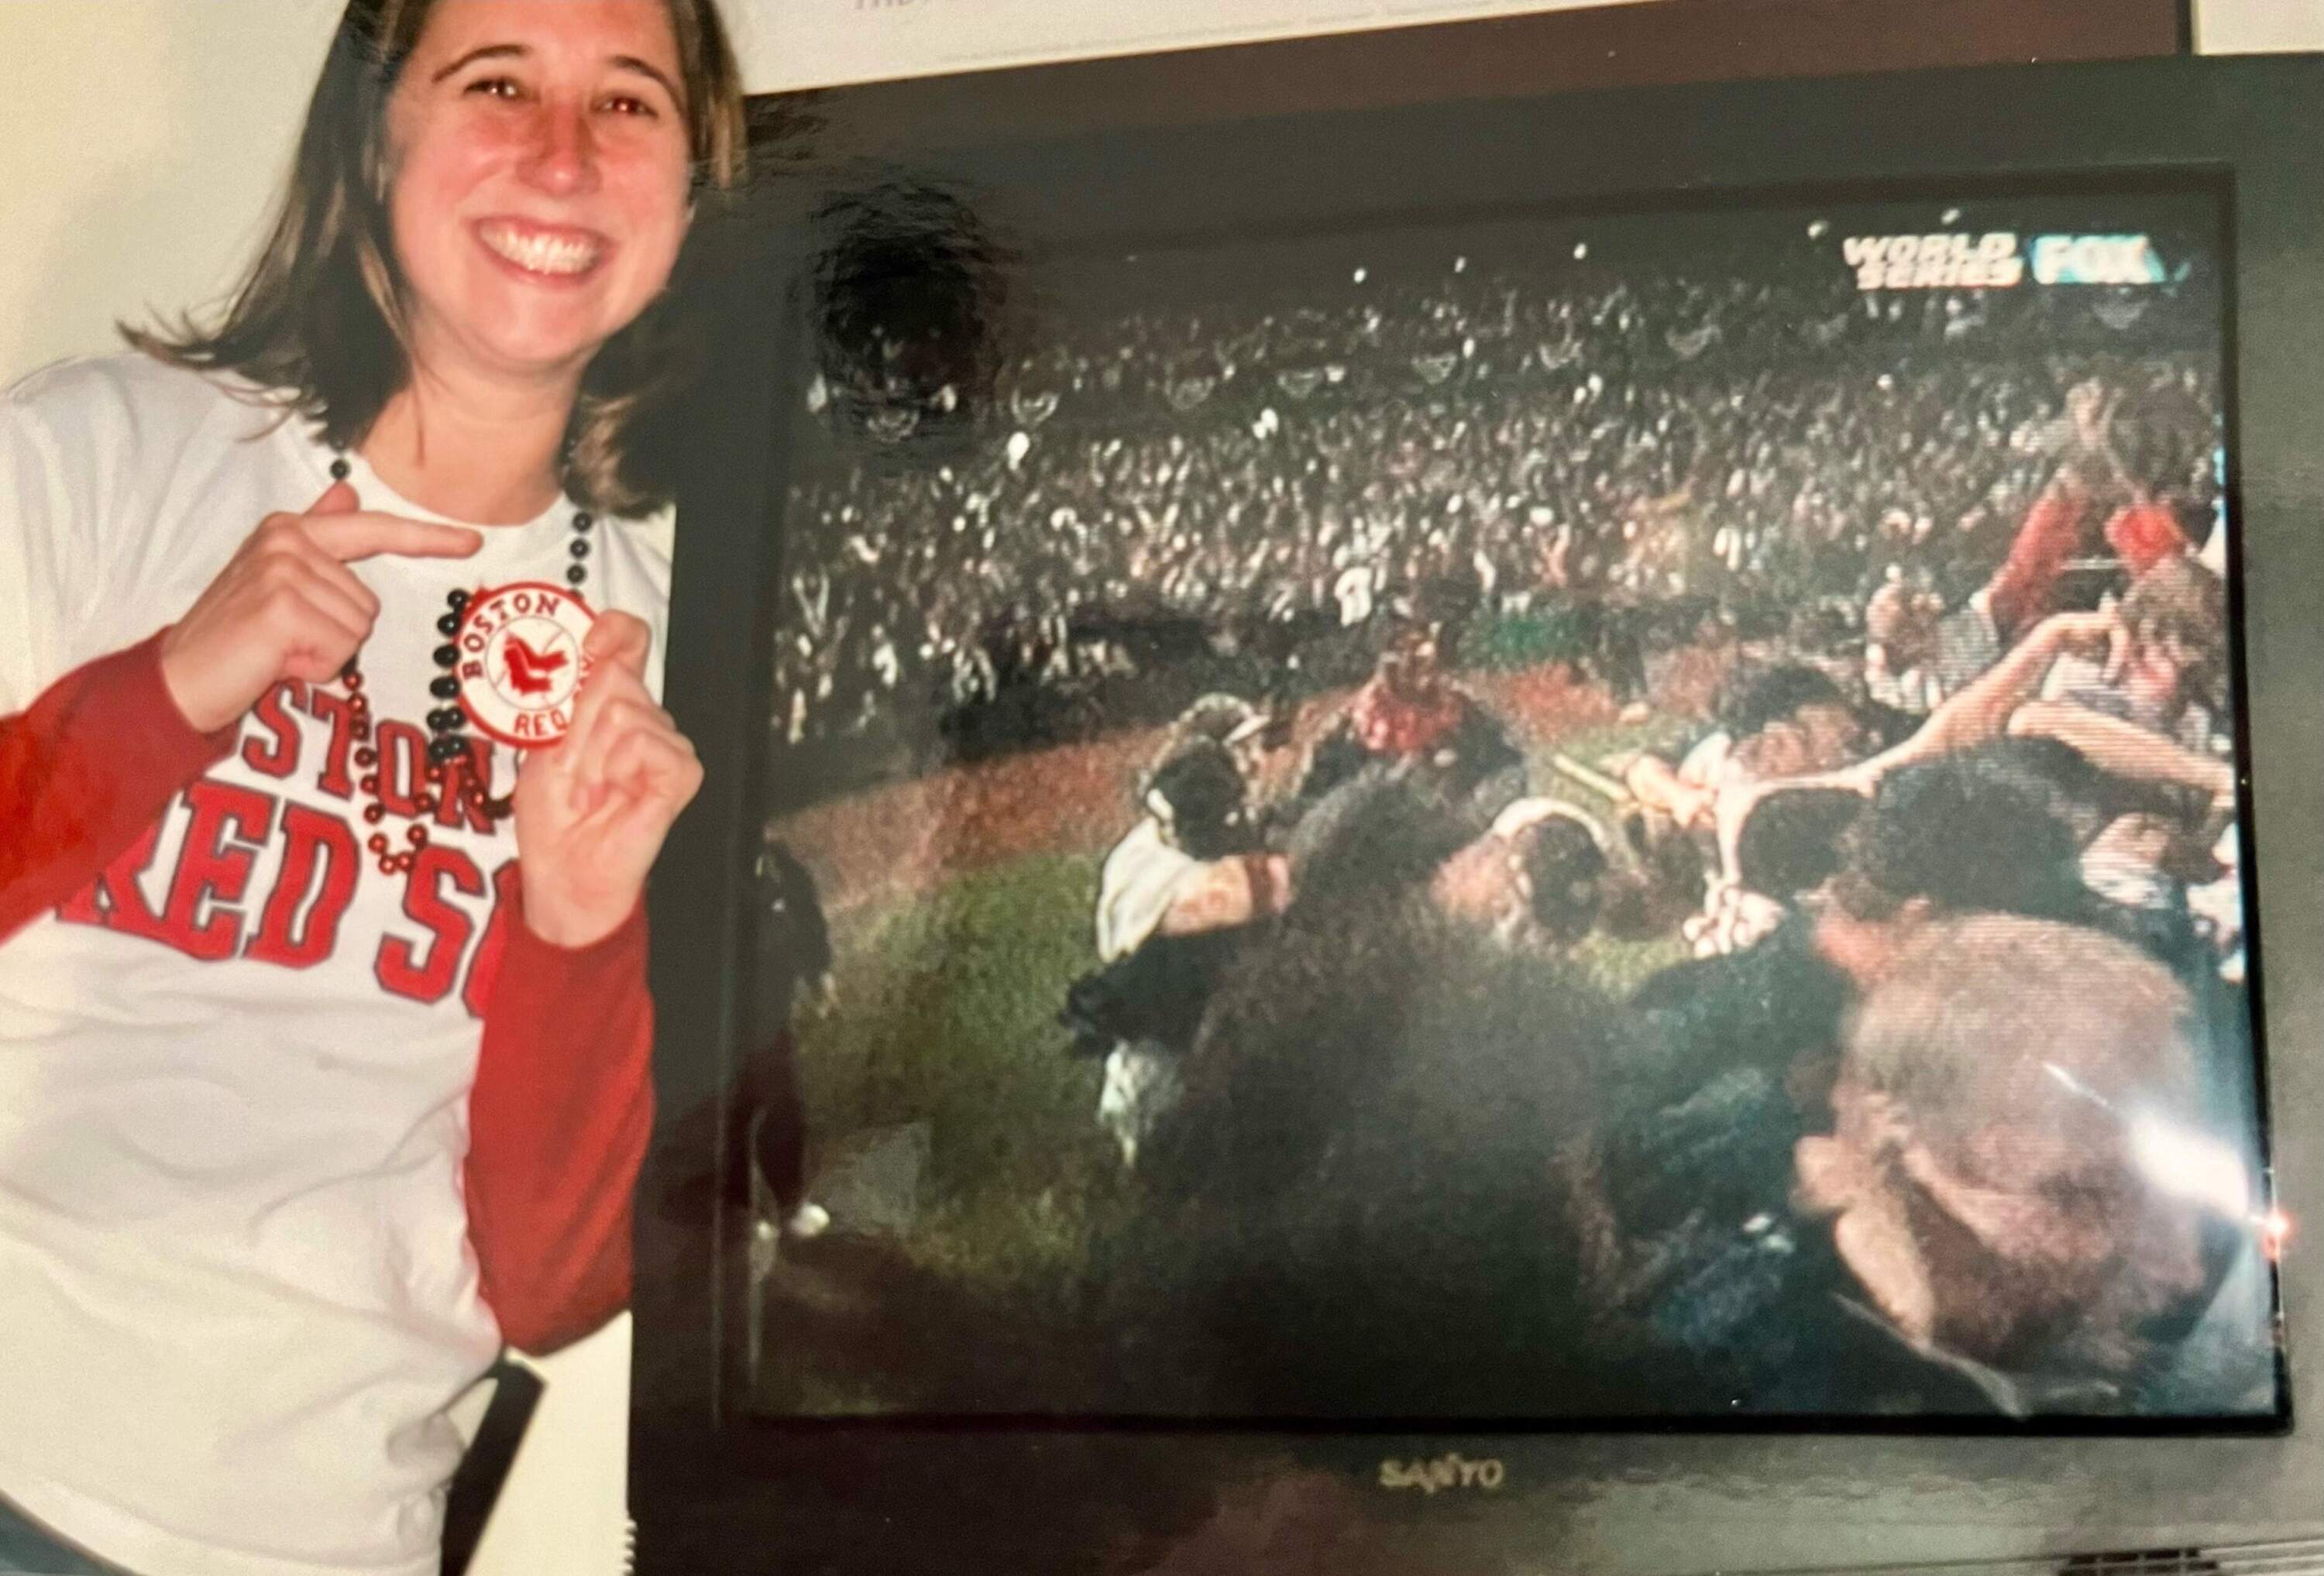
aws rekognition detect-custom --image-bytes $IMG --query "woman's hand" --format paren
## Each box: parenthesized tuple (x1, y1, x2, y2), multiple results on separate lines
(513, 612, 703, 948)
(158, 480, 483, 733)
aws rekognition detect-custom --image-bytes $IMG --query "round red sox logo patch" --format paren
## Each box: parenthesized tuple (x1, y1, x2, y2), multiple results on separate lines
(453, 582, 597, 750)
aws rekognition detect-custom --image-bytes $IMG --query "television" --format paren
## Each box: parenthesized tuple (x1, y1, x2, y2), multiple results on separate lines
(634, 48, 2324, 1574)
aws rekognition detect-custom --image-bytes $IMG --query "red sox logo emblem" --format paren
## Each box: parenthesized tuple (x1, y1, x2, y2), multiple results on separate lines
(454, 582, 598, 749)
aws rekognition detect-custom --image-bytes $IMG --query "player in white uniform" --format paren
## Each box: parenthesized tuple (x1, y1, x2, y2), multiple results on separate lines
(1076, 700, 1287, 1165)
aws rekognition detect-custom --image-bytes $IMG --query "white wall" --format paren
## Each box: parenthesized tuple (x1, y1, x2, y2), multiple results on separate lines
(2195, 0, 2324, 51)
(0, 2, 335, 380)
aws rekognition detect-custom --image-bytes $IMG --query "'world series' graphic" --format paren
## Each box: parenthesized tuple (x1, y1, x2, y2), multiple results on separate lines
(453, 582, 598, 748)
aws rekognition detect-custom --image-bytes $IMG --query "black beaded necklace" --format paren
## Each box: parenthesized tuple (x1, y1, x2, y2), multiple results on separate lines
(325, 448, 596, 875)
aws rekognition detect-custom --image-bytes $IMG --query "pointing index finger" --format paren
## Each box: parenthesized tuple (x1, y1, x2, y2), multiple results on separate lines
(306, 510, 483, 563)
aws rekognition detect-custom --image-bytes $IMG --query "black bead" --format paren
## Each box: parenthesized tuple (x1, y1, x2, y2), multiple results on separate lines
(572, 512, 593, 533)
(428, 706, 467, 732)
(433, 644, 459, 668)
(328, 456, 351, 481)
(430, 676, 460, 700)
(428, 737, 462, 764)
(435, 613, 460, 637)
(569, 537, 591, 560)
(446, 588, 470, 610)
(339, 658, 360, 683)
(566, 565, 587, 586)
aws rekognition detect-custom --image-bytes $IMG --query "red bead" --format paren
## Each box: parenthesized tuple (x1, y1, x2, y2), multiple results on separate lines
(343, 672, 363, 692)
(352, 721, 372, 741)
(362, 805, 385, 826)
(366, 833, 389, 854)
(415, 795, 438, 813)
(354, 748, 377, 768)
(393, 853, 416, 875)
(407, 826, 430, 847)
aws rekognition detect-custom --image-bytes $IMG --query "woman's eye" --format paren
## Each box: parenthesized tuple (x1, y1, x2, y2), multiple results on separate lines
(466, 76, 524, 101)
(600, 94, 659, 118)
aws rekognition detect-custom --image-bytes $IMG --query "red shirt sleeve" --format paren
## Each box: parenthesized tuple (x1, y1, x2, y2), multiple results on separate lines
(1985, 476, 2091, 640)
(465, 891, 655, 1355)
(0, 630, 238, 945)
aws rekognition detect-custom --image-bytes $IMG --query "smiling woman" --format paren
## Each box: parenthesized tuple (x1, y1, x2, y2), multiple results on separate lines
(0, 3, 742, 1575)
(383, 7, 703, 478)
(132, 0, 744, 520)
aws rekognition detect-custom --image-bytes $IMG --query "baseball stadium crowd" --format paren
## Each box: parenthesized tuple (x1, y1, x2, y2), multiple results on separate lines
(751, 249, 2271, 1419)
(772, 251, 2218, 793)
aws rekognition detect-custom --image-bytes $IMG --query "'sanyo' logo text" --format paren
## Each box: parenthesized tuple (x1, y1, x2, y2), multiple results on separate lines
(1377, 1453, 1505, 1494)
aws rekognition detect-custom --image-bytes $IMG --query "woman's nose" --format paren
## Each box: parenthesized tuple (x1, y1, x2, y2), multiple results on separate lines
(520, 101, 600, 196)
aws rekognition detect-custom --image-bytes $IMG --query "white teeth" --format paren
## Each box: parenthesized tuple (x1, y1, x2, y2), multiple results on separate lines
(480, 224, 601, 276)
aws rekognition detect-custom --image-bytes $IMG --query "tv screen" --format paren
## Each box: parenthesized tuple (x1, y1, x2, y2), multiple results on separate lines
(742, 181, 2281, 1427)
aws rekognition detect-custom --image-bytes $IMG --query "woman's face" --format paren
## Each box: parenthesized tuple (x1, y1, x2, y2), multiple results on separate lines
(387, 0, 694, 388)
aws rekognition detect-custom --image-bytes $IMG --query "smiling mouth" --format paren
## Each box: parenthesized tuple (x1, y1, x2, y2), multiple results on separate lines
(476, 219, 608, 279)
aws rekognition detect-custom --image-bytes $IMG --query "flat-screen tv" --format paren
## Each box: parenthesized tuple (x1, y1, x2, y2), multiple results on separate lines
(634, 49, 2324, 1575)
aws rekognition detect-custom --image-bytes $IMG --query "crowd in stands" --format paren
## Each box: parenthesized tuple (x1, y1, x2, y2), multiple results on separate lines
(773, 249, 2218, 795)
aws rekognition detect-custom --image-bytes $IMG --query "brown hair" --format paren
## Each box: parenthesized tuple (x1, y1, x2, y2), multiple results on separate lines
(2119, 554, 2229, 713)
(1846, 915, 2196, 1169)
(1841, 915, 2210, 1368)
(122, 0, 748, 517)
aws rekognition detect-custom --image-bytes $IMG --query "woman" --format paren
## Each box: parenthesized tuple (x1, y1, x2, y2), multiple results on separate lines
(0, 2, 744, 1572)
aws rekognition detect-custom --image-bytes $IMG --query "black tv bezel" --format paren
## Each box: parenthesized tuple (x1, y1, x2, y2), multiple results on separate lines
(636, 52, 2324, 1571)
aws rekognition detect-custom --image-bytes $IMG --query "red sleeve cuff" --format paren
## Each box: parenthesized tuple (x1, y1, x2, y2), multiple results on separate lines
(85, 628, 242, 786)
(501, 890, 649, 987)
